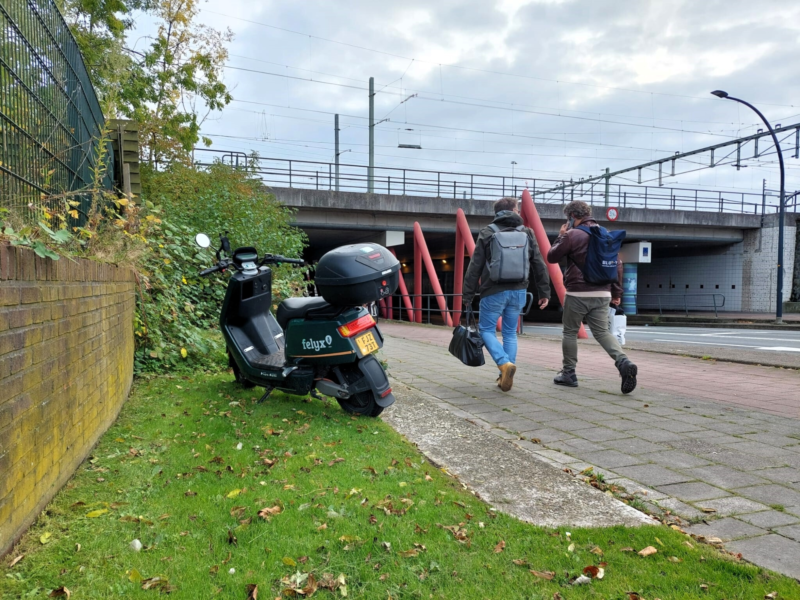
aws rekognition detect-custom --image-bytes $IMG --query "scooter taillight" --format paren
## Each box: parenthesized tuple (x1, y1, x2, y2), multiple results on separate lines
(338, 314, 375, 338)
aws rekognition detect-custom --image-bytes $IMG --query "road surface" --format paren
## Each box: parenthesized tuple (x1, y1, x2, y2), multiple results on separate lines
(523, 325, 800, 353)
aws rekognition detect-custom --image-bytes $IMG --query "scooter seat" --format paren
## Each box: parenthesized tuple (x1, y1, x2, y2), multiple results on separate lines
(276, 297, 330, 330)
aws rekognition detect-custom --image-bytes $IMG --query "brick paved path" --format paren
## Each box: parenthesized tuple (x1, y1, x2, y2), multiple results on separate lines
(380, 322, 800, 579)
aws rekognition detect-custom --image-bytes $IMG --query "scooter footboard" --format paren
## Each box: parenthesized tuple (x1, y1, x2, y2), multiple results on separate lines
(358, 355, 395, 407)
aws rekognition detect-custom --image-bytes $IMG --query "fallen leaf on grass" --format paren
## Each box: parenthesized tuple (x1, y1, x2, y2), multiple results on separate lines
(328, 458, 345, 467)
(590, 546, 603, 556)
(227, 530, 237, 546)
(283, 557, 297, 567)
(512, 559, 528, 566)
(572, 575, 592, 585)
(184, 490, 197, 497)
(317, 523, 327, 531)
(494, 540, 506, 553)
(620, 547, 635, 552)
(230, 506, 247, 518)
(128, 568, 143, 583)
(530, 570, 555, 580)
(246, 583, 258, 599)
(398, 549, 419, 558)
(209, 565, 219, 576)
(48, 587, 71, 598)
(567, 543, 575, 552)
(86, 509, 109, 518)
(258, 505, 282, 520)
(627, 593, 641, 600)
(700, 584, 709, 591)
(141, 576, 175, 593)
(638, 546, 657, 557)
(764, 592, 778, 599)
(668, 556, 683, 563)
(655, 537, 664, 546)
(226, 489, 242, 499)
(583, 565, 601, 578)
(9, 555, 24, 567)
(40, 532, 52, 545)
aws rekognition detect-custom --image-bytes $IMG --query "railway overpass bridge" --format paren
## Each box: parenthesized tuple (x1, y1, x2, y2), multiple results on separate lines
(272, 186, 797, 315)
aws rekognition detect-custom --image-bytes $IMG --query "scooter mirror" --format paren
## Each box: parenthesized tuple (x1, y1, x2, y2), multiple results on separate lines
(195, 233, 211, 248)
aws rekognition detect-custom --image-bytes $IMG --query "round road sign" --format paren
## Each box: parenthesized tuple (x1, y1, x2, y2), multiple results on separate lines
(606, 207, 620, 221)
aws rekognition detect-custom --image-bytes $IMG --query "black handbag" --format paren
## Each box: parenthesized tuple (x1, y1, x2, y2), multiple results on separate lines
(448, 307, 485, 367)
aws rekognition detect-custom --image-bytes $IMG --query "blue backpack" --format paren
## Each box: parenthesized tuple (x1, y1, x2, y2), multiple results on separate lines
(575, 225, 626, 285)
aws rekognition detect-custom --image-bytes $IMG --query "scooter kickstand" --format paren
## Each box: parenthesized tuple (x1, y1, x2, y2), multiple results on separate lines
(257, 387, 274, 403)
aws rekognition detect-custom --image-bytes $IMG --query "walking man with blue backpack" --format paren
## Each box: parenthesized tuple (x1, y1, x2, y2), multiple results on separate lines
(547, 200, 638, 394)
(462, 197, 551, 392)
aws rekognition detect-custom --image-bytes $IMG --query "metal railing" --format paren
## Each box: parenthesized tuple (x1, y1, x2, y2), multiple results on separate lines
(636, 293, 727, 317)
(191, 149, 791, 215)
(0, 0, 114, 222)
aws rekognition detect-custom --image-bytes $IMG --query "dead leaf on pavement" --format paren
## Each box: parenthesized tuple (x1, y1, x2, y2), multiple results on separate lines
(9, 555, 23, 567)
(638, 546, 657, 557)
(48, 587, 71, 598)
(246, 583, 258, 600)
(494, 540, 506, 553)
(700, 507, 717, 513)
(530, 570, 555, 580)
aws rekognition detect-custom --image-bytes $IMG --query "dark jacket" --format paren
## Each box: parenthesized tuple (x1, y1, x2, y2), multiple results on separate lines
(463, 211, 551, 305)
(546, 218, 623, 297)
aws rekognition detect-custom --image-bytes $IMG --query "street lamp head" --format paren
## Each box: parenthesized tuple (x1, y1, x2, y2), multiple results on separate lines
(511, 161, 517, 165)
(710, 90, 729, 99)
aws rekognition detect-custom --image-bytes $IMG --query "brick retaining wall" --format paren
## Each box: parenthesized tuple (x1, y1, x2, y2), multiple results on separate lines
(0, 244, 135, 555)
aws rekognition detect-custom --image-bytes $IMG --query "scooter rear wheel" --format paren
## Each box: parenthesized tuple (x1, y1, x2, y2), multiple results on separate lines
(335, 365, 383, 417)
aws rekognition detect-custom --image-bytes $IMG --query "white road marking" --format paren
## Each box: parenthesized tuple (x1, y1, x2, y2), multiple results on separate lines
(652, 339, 764, 349)
(756, 347, 800, 352)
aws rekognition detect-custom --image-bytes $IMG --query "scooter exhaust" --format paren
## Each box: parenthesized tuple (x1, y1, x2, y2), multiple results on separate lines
(315, 379, 351, 400)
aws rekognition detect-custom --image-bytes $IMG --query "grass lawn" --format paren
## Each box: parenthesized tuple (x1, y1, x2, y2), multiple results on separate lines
(1, 372, 797, 599)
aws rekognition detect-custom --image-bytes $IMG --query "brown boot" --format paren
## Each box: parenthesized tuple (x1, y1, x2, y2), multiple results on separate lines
(498, 362, 516, 392)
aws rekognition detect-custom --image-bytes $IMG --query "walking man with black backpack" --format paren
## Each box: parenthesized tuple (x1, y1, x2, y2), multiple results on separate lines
(546, 200, 638, 394)
(462, 197, 551, 392)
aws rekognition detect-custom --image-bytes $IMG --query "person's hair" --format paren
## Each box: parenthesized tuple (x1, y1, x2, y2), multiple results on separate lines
(563, 200, 592, 220)
(493, 197, 518, 214)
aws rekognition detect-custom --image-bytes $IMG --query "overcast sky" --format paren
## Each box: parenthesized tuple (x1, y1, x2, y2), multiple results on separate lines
(132, 0, 800, 205)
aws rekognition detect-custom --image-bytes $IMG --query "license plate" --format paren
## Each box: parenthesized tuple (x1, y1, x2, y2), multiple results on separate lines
(356, 331, 379, 355)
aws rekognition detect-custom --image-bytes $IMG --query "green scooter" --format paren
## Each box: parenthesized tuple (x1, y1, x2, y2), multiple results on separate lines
(195, 233, 399, 417)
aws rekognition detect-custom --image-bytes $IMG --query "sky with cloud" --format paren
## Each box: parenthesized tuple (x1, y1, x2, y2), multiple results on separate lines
(132, 0, 800, 204)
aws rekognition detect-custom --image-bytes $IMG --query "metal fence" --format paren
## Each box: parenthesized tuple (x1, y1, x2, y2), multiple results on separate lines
(0, 0, 113, 222)
(192, 149, 796, 216)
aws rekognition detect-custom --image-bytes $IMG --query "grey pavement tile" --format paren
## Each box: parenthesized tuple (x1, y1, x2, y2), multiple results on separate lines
(773, 525, 800, 542)
(722, 441, 798, 459)
(728, 534, 800, 579)
(656, 482, 731, 502)
(592, 404, 632, 415)
(441, 407, 475, 420)
(545, 418, 598, 432)
(784, 506, 800, 518)
(614, 464, 694, 487)
(671, 414, 723, 428)
(653, 420, 708, 434)
(691, 431, 748, 445)
(489, 428, 521, 440)
(712, 451, 787, 471)
(617, 413, 671, 425)
(629, 428, 687, 443)
(741, 433, 800, 447)
(738, 510, 800, 529)
(585, 450, 647, 469)
(686, 517, 767, 542)
(678, 465, 769, 490)
(642, 407, 685, 417)
(705, 422, 763, 435)
(758, 467, 800, 484)
(480, 411, 518, 423)
(533, 449, 574, 464)
(574, 427, 633, 443)
(639, 450, 712, 469)
(518, 428, 575, 443)
(655, 497, 704, 519)
(694, 497, 769, 517)
(554, 438, 609, 453)
(738, 485, 800, 507)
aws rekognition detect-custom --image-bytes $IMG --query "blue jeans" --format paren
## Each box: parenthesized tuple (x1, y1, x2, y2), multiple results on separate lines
(478, 290, 526, 368)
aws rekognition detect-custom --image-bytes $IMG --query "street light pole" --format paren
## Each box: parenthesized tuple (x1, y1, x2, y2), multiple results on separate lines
(711, 90, 786, 323)
(511, 161, 517, 184)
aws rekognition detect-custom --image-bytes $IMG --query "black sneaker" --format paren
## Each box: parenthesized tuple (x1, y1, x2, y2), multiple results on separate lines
(553, 369, 578, 387)
(616, 358, 638, 394)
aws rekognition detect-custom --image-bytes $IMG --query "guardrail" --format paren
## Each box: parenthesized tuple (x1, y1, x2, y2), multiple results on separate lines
(190, 149, 793, 215)
(636, 293, 727, 317)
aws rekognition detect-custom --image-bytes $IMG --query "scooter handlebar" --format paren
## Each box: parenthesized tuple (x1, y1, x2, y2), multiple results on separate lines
(199, 264, 223, 276)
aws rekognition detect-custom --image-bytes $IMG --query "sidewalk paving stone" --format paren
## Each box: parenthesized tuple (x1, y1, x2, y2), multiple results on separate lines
(655, 482, 731, 502)
(639, 450, 713, 469)
(738, 510, 800, 529)
(613, 464, 694, 487)
(686, 518, 767, 541)
(654, 498, 705, 520)
(737, 484, 800, 507)
(775, 524, 800, 542)
(728, 535, 800, 580)
(695, 496, 770, 516)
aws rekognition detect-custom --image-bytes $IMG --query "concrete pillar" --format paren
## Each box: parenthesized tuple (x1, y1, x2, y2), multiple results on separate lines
(741, 214, 797, 312)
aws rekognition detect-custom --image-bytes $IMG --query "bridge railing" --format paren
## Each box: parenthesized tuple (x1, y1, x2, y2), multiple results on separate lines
(191, 149, 793, 215)
(637, 293, 727, 317)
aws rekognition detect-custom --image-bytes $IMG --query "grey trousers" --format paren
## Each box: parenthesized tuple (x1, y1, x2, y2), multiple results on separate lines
(562, 295, 627, 370)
